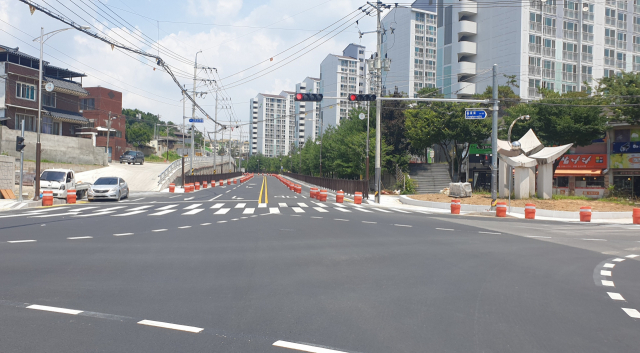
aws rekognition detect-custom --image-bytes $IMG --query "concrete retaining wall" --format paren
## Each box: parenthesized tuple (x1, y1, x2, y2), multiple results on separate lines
(0, 155, 14, 190)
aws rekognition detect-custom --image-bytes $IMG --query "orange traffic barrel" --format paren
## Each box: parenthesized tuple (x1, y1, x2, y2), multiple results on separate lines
(203, 181, 208, 188)
(185, 184, 191, 193)
(227, 179, 231, 185)
(496, 202, 507, 217)
(310, 187, 318, 199)
(525, 203, 536, 219)
(234, 178, 238, 184)
(169, 183, 175, 193)
(195, 182, 200, 191)
(336, 190, 344, 203)
(451, 199, 461, 215)
(211, 181, 216, 188)
(219, 180, 223, 186)
(67, 189, 77, 204)
(319, 190, 328, 202)
(296, 185, 302, 194)
(354, 192, 363, 204)
(580, 206, 592, 222)
(634, 208, 640, 225)
(42, 190, 54, 206)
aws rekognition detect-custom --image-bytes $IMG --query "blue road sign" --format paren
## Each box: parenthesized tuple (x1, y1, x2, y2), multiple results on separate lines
(465, 110, 487, 119)
(189, 118, 204, 123)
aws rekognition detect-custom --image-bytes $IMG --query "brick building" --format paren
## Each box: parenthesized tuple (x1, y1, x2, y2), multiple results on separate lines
(80, 87, 126, 161)
(0, 44, 89, 135)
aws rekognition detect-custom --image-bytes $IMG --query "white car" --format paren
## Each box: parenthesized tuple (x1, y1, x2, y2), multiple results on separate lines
(87, 177, 130, 201)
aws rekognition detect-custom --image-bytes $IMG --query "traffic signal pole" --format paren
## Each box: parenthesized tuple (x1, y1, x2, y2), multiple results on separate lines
(19, 120, 25, 202)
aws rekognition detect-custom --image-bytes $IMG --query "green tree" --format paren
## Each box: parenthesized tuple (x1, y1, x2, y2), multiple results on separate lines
(596, 71, 640, 125)
(126, 122, 153, 147)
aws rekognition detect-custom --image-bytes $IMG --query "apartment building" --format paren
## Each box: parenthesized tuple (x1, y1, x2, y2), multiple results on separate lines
(249, 92, 296, 157)
(433, 0, 640, 99)
(381, 5, 437, 97)
(319, 44, 367, 132)
(294, 77, 321, 144)
(80, 87, 126, 160)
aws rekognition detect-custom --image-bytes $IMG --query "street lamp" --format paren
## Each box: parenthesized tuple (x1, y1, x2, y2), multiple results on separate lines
(507, 115, 531, 149)
(32, 26, 90, 201)
(105, 112, 116, 162)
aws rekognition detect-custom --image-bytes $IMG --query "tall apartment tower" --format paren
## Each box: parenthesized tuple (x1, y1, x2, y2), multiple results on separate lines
(381, 5, 437, 97)
(432, 0, 638, 99)
(249, 92, 296, 157)
(319, 44, 367, 132)
(295, 77, 321, 144)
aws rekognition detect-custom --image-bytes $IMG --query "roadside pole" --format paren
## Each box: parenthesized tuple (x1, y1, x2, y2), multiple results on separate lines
(19, 120, 24, 202)
(491, 64, 499, 205)
(165, 119, 169, 162)
(106, 111, 112, 163)
(214, 90, 218, 173)
(366, 101, 370, 184)
(181, 156, 185, 188)
(374, 2, 382, 204)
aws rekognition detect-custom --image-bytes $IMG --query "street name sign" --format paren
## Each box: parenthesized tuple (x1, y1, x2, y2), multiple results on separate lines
(465, 110, 487, 120)
(189, 118, 204, 123)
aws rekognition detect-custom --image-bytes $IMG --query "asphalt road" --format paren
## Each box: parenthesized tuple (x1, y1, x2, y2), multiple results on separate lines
(1, 175, 639, 353)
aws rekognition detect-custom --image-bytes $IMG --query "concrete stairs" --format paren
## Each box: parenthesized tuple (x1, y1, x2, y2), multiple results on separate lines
(408, 163, 452, 194)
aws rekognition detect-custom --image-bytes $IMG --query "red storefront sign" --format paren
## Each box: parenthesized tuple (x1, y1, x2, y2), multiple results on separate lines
(557, 154, 607, 169)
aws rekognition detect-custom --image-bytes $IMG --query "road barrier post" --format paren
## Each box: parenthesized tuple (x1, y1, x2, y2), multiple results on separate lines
(42, 190, 53, 206)
(67, 189, 76, 204)
(169, 183, 175, 193)
(634, 208, 640, 225)
(496, 202, 507, 217)
(580, 206, 592, 222)
(525, 204, 536, 219)
(450, 199, 460, 215)
(336, 190, 344, 203)
(354, 192, 362, 204)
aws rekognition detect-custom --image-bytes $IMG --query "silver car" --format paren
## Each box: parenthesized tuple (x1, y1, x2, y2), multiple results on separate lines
(87, 177, 129, 201)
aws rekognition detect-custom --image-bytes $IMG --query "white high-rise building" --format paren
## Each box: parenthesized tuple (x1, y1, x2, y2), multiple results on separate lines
(295, 77, 321, 144)
(432, 0, 638, 99)
(249, 91, 297, 157)
(319, 44, 367, 132)
(381, 5, 437, 97)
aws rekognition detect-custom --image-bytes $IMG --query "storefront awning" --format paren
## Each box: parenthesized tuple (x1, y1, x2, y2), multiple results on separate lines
(554, 169, 603, 177)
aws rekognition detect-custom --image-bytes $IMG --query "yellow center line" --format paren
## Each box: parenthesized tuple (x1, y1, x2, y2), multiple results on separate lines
(264, 176, 269, 204)
(258, 176, 266, 204)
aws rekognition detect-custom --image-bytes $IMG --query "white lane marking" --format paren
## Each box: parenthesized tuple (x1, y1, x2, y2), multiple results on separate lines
(525, 235, 552, 239)
(234, 203, 247, 208)
(622, 308, 640, 319)
(626, 254, 639, 258)
(311, 202, 328, 208)
(279, 203, 288, 207)
(217, 221, 227, 223)
(292, 207, 305, 213)
(602, 280, 615, 287)
(210, 203, 225, 209)
(333, 207, 351, 212)
(74, 210, 119, 218)
(214, 208, 230, 215)
(137, 319, 203, 333)
(311, 216, 323, 219)
(127, 205, 153, 211)
(32, 211, 82, 218)
(603, 263, 616, 268)
(333, 203, 346, 207)
(583, 238, 607, 241)
(273, 340, 347, 353)
(112, 210, 147, 217)
(612, 258, 626, 262)
(27, 305, 82, 315)
(67, 236, 92, 240)
(152, 229, 168, 232)
(395, 224, 412, 227)
(436, 228, 454, 231)
(270, 208, 281, 214)
(184, 203, 203, 210)
(201, 223, 211, 226)
(350, 204, 363, 208)
(8, 240, 37, 243)
(148, 209, 176, 216)
(231, 218, 239, 221)
(209, 195, 222, 201)
(334, 219, 348, 222)
(113, 233, 133, 236)
(601, 270, 612, 276)
(301, 196, 307, 198)
(353, 208, 373, 213)
(313, 207, 329, 213)
(241, 217, 248, 219)
(362, 221, 377, 224)
(370, 207, 391, 213)
(226, 190, 230, 193)
(178, 226, 192, 229)
(243, 208, 255, 214)
(608, 292, 625, 301)
(182, 209, 204, 215)
(389, 208, 411, 213)
(297, 203, 309, 208)
(156, 204, 178, 210)
(258, 203, 267, 208)
(184, 197, 194, 201)
(479, 231, 502, 235)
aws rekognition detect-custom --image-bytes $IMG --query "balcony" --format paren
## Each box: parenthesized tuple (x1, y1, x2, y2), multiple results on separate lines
(618, 41, 627, 50)
(543, 68, 555, 79)
(583, 12, 594, 22)
(426, 76, 436, 83)
(605, 37, 616, 47)
(414, 75, 424, 82)
(426, 65, 435, 71)
(530, 21, 542, 33)
(528, 65, 541, 76)
(543, 26, 556, 36)
(606, 0, 616, 6)
(582, 53, 593, 63)
(415, 40, 424, 47)
(459, 20, 478, 36)
(426, 18, 436, 25)
(564, 9, 578, 20)
(458, 61, 477, 76)
(425, 52, 436, 60)
(456, 40, 477, 56)
(634, 24, 640, 33)
(634, 63, 640, 71)
(415, 29, 425, 35)
(562, 50, 578, 62)
(543, 5, 556, 14)
(617, 61, 627, 69)
(636, 4, 640, 13)
(584, 74, 593, 83)
(618, 0, 627, 10)
(542, 47, 556, 58)
(582, 32, 594, 42)
(415, 64, 424, 70)
(425, 41, 437, 48)
(618, 21, 627, 30)
(562, 72, 578, 82)
(563, 31, 578, 41)
(459, 1, 477, 15)
(415, 51, 424, 58)
(635, 44, 640, 52)
(528, 87, 542, 99)
(606, 17, 616, 26)
(453, 82, 476, 96)
(605, 57, 616, 67)
(529, 43, 542, 54)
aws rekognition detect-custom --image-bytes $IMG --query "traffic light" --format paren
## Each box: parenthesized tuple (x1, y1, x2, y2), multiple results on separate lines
(348, 94, 376, 102)
(294, 93, 323, 102)
(16, 136, 25, 152)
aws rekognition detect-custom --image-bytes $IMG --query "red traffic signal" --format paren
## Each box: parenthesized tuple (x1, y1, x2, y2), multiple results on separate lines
(348, 94, 376, 102)
(294, 93, 323, 102)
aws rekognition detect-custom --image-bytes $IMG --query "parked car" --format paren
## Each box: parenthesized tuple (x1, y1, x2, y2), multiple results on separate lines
(87, 177, 129, 201)
(119, 151, 144, 165)
(39, 169, 91, 199)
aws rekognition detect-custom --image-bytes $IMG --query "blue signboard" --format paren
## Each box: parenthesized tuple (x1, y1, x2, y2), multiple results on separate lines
(465, 110, 487, 119)
(189, 118, 204, 123)
(613, 142, 640, 154)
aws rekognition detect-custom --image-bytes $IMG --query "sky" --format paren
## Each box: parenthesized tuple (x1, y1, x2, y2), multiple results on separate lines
(0, 0, 379, 141)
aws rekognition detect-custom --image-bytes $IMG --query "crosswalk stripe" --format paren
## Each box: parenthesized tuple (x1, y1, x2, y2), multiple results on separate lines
(184, 203, 202, 210)
(352, 207, 373, 213)
(311, 202, 328, 208)
(292, 207, 305, 213)
(113, 210, 147, 217)
(297, 202, 309, 208)
(32, 211, 82, 218)
(334, 207, 352, 212)
(127, 205, 153, 211)
(210, 203, 225, 209)
(389, 208, 411, 213)
(182, 209, 204, 215)
(149, 209, 176, 216)
(370, 207, 391, 213)
(313, 207, 329, 213)
(156, 204, 178, 210)
(278, 203, 288, 207)
(258, 203, 267, 208)
(243, 208, 255, 214)
(269, 207, 280, 214)
(234, 203, 246, 208)
(333, 203, 346, 207)
(214, 208, 230, 215)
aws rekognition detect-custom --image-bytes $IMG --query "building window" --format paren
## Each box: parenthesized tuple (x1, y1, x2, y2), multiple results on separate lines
(15, 114, 36, 132)
(42, 92, 56, 108)
(81, 98, 95, 110)
(16, 82, 36, 101)
(42, 116, 54, 134)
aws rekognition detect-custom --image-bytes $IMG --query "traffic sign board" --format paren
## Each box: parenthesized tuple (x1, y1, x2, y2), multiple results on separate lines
(359, 113, 366, 120)
(189, 118, 204, 123)
(465, 110, 487, 119)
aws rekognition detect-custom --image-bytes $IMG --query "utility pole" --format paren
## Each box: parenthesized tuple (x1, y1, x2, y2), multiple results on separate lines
(191, 50, 202, 172)
(374, 1, 383, 203)
(366, 100, 370, 184)
(106, 111, 112, 163)
(491, 64, 499, 204)
(182, 89, 186, 153)
(165, 117, 169, 162)
(214, 90, 218, 173)
(19, 120, 24, 202)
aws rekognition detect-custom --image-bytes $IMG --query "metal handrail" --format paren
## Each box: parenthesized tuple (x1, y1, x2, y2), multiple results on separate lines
(157, 156, 233, 185)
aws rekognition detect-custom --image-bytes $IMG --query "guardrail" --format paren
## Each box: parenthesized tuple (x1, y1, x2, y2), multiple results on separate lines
(157, 156, 236, 188)
(184, 172, 242, 185)
(284, 173, 368, 199)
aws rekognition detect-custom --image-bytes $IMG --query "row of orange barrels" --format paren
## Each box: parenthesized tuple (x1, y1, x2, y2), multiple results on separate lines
(168, 174, 255, 193)
(272, 175, 366, 204)
(41, 190, 78, 206)
(450, 199, 640, 224)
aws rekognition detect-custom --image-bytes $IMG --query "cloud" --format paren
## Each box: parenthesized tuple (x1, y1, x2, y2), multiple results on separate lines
(187, 0, 243, 19)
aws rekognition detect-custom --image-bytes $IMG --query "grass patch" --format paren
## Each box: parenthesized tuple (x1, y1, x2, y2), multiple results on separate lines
(146, 151, 182, 163)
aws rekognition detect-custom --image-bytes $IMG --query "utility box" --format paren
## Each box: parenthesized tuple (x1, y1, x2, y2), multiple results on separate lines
(449, 182, 473, 198)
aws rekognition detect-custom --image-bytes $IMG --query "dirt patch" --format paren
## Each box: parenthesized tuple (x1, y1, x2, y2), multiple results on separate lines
(409, 193, 639, 212)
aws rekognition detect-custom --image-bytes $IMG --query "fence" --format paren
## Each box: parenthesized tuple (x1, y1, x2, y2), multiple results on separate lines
(284, 173, 369, 199)
(184, 172, 242, 185)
